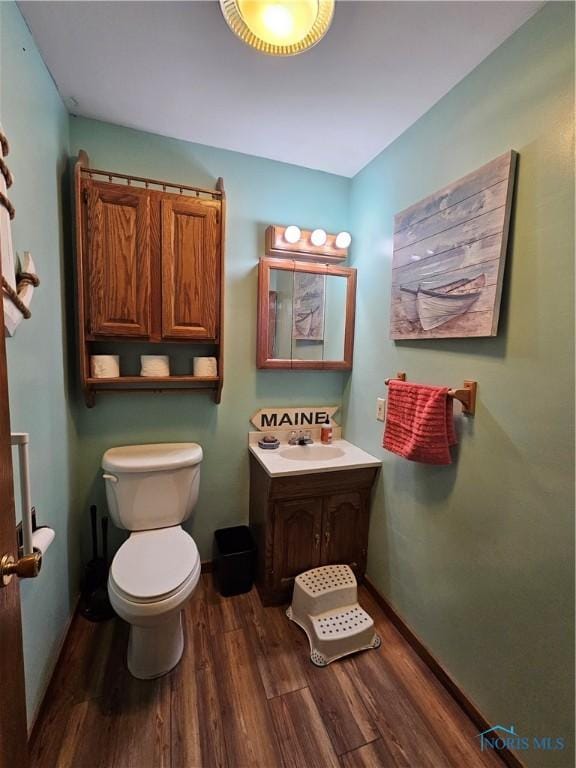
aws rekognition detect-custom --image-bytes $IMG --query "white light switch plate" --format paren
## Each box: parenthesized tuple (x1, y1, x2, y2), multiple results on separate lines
(376, 397, 386, 422)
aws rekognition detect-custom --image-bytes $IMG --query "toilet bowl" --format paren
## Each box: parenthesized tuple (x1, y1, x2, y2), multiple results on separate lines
(108, 526, 201, 678)
(102, 443, 203, 679)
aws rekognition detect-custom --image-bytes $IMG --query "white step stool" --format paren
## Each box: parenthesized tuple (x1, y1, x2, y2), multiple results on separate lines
(287, 564, 381, 667)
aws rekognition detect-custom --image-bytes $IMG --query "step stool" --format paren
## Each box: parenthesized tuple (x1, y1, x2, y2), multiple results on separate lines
(286, 564, 381, 667)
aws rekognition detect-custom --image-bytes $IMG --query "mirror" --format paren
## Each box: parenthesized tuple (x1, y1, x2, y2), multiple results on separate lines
(257, 258, 356, 369)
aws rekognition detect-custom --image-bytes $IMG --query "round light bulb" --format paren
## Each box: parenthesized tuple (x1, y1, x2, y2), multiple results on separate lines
(310, 228, 327, 247)
(335, 231, 352, 249)
(284, 225, 301, 244)
(261, 4, 295, 40)
(229, 0, 332, 53)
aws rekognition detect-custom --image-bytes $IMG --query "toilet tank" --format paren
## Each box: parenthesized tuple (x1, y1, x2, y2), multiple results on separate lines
(102, 443, 203, 531)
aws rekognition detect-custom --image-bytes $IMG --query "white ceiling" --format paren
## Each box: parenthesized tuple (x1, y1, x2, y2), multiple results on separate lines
(19, 1, 541, 177)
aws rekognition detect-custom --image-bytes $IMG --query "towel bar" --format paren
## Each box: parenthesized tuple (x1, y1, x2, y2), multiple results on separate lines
(384, 372, 477, 416)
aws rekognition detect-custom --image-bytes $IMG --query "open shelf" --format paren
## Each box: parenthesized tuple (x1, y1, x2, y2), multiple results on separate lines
(86, 375, 220, 385)
(83, 374, 222, 406)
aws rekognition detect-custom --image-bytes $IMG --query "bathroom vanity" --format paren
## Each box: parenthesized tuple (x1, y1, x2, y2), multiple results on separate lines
(249, 439, 380, 605)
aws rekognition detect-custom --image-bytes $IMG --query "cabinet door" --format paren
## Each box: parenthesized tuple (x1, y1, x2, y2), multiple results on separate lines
(87, 184, 151, 337)
(322, 492, 369, 576)
(161, 197, 220, 340)
(272, 498, 322, 593)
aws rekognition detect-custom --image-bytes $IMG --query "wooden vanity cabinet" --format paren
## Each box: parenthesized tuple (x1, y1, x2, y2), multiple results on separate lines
(249, 455, 378, 605)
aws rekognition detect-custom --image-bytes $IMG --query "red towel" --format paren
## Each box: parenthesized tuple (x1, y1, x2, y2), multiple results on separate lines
(383, 380, 457, 465)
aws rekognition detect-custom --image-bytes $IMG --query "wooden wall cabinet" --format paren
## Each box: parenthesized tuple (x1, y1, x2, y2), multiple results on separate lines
(74, 152, 225, 406)
(161, 196, 220, 340)
(249, 455, 378, 605)
(87, 184, 151, 338)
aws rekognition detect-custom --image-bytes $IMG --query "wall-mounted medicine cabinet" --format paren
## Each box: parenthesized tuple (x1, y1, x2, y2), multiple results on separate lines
(257, 257, 356, 370)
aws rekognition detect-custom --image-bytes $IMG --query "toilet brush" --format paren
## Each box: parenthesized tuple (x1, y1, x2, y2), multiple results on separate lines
(85, 505, 107, 592)
(80, 506, 114, 622)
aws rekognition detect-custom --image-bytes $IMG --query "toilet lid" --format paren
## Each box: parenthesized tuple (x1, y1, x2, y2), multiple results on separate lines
(111, 527, 199, 602)
(102, 443, 203, 473)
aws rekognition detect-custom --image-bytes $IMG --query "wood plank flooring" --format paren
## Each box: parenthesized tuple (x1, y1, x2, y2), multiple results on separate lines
(30, 576, 505, 768)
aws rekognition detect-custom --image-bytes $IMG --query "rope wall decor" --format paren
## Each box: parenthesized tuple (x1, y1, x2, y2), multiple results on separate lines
(1, 273, 40, 319)
(0, 190, 15, 220)
(0, 127, 40, 331)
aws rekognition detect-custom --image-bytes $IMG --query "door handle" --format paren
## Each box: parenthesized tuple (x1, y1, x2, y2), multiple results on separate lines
(324, 529, 331, 545)
(314, 533, 320, 548)
(1, 551, 42, 587)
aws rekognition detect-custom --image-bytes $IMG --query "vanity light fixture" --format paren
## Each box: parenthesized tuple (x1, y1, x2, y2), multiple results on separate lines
(335, 231, 352, 249)
(265, 224, 350, 263)
(284, 225, 301, 244)
(310, 228, 327, 247)
(219, 0, 335, 56)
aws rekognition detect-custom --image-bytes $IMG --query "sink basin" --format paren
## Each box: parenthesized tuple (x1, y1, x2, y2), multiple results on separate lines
(279, 445, 345, 461)
(249, 438, 381, 477)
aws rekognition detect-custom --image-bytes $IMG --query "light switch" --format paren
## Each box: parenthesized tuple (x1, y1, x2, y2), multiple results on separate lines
(376, 397, 386, 422)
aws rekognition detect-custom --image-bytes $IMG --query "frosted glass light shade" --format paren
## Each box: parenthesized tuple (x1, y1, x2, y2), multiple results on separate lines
(335, 231, 352, 249)
(310, 228, 327, 246)
(284, 225, 301, 244)
(219, 0, 335, 56)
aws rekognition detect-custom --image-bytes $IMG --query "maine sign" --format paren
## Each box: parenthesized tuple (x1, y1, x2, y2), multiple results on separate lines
(251, 406, 339, 432)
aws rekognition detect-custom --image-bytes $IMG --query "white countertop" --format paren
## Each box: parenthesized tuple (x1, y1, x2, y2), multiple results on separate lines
(249, 438, 381, 478)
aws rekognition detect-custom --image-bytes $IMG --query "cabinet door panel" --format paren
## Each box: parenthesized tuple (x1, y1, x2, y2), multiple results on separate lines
(273, 498, 322, 592)
(87, 185, 151, 337)
(161, 198, 220, 340)
(322, 492, 369, 576)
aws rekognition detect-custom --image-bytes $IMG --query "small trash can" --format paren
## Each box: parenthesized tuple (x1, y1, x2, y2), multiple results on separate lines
(213, 525, 256, 597)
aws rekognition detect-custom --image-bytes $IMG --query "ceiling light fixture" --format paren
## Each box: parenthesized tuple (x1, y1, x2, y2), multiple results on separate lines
(310, 228, 327, 246)
(219, 0, 335, 56)
(335, 231, 352, 249)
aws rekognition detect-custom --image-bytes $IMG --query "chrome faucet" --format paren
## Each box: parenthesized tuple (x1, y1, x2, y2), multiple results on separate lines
(288, 430, 314, 446)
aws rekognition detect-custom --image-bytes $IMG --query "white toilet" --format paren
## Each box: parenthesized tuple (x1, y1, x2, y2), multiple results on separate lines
(102, 443, 203, 679)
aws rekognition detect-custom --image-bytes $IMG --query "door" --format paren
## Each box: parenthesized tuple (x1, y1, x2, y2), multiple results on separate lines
(272, 497, 322, 594)
(322, 492, 369, 577)
(0, 311, 28, 766)
(86, 183, 151, 337)
(161, 197, 220, 340)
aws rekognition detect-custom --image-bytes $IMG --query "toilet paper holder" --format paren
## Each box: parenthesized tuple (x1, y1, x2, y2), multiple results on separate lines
(1, 433, 55, 588)
(10, 432, 55, 560)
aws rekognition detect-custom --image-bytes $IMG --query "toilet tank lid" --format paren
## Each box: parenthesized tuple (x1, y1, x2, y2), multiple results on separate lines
(102, 443, 203, 473)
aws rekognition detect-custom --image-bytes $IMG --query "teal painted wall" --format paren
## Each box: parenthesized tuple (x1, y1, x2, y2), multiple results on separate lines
(346, 4, 574, 765)
(68, 118, 351, 560)
(1, 3, 80, 724)
(3, 1, 574, 756)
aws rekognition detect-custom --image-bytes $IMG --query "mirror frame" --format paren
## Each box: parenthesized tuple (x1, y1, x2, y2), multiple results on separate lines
(257, 257, 357, 370)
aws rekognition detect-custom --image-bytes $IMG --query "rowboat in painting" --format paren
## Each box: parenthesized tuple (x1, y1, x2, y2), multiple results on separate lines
(400, 272, 486, 330)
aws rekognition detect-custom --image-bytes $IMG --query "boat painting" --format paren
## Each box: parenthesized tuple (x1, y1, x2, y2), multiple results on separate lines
(390, 150, 517, 339)
(400, 273, 486, 331)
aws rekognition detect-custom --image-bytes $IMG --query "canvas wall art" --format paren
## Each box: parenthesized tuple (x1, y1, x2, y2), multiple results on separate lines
(293, 272, 325, 341)
(389, 150, 517, 339)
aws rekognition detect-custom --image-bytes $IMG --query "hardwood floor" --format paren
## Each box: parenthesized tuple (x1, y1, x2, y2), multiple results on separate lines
(30, 576, 505, 768)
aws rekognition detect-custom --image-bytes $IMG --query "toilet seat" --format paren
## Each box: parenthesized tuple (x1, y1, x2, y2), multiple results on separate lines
(110, 526, 199, 603)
